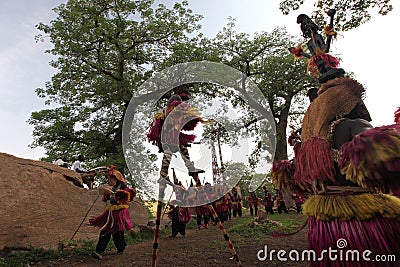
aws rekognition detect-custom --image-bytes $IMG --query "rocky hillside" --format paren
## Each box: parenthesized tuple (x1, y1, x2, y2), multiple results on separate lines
(0, 153, 148, 250)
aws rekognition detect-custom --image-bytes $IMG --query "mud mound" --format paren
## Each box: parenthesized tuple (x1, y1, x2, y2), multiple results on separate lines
(0, 153, 148, 250)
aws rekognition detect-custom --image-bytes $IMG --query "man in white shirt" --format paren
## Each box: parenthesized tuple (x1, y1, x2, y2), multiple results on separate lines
(71, 155, 95, 189)
(71, 155, 86, 172)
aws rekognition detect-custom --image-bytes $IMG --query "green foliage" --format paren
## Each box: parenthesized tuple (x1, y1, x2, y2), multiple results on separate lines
(212, 20, 318, 161)
(279, 0, 393, 31)
(228, 213, 306, 237)
(0, 247, 61, 267)
(208, 213, 307, 250)
(30, 0, 203, 189)
(126, 229, 156, 243)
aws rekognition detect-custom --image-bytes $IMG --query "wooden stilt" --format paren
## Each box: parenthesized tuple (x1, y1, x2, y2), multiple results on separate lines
(207, 202, 242, 266)
(151, 183, 166, 267)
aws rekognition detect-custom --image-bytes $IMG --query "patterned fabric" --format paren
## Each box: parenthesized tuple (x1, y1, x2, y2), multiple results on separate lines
(248, 192, 259, 206)
(89, 208, 132, 233)
(195, 205, 210, 216)
(89, 184, 136, 234)
(230, 193, 242, 211)
(178, 207, 191, 223)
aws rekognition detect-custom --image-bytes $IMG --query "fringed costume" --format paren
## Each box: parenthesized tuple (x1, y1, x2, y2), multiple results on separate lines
(247, 191, 260, 217)
(194, 184, 211, 229)
(167, 205, 191, 238)
(195, 204, 210, 229)
(214, 194, 229, 223)
(90, 166, 136, 259)
(263, 191, 274, 215)
(147, 85, 204, 186)
(230, 187, 243, 217)
(291, 193, 304, 213)
(273, 77, 400, 266)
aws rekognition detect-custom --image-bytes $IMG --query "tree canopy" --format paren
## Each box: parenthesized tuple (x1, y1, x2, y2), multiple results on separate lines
(30, 0, 202, 188)
(211, 20, 318, 161)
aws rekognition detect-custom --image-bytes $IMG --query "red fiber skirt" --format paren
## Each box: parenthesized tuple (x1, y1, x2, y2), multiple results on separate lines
(308, 216, 400, 266)
(89, 208, 132, 234)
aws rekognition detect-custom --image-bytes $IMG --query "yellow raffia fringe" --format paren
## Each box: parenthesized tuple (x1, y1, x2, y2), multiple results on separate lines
(153, 112, 165, 120)
(302, 193, 400, 221)
(341, 136, 400, 187)
(271, 171, 291, 191)
(177, 107, 202, 121)
(341, 161, 370, 188)
(173, 108, 203, 130)
(104, 204, 129, 211)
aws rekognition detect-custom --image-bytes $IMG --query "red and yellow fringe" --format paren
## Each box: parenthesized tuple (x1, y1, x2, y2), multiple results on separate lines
(302, 193, 400, 221)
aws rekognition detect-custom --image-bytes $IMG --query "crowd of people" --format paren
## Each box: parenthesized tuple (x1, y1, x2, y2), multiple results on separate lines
(162, 180, 305, 239)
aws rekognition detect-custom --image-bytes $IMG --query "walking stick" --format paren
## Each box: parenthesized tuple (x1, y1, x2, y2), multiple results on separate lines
(69, 194, 100, 243)
(70, 167, 109, 242)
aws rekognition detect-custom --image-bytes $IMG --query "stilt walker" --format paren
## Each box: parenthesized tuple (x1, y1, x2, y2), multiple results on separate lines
(150, 91, 241, 266)
(147, 84, 204, 266)
(147, 84, 205, 186)
(149, 85, 204, 266)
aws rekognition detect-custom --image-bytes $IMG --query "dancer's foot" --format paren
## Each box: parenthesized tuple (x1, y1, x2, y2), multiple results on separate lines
(188, 168, 205, 176)
(91, 252, 103, 260)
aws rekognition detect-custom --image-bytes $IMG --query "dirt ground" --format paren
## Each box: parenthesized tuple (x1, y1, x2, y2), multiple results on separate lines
(33, 212, 309, 267)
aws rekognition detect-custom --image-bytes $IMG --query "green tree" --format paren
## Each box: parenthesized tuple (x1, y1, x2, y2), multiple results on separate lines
(212, 20, 318, 161)
(280, 0, 393, 31)
(29, 0, 202, 188)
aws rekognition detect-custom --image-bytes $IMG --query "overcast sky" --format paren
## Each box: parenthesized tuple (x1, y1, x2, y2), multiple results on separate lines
(0, 0, 399, 160)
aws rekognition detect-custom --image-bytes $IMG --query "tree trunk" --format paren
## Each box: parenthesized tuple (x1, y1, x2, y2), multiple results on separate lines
(274, 99, 292, 161)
